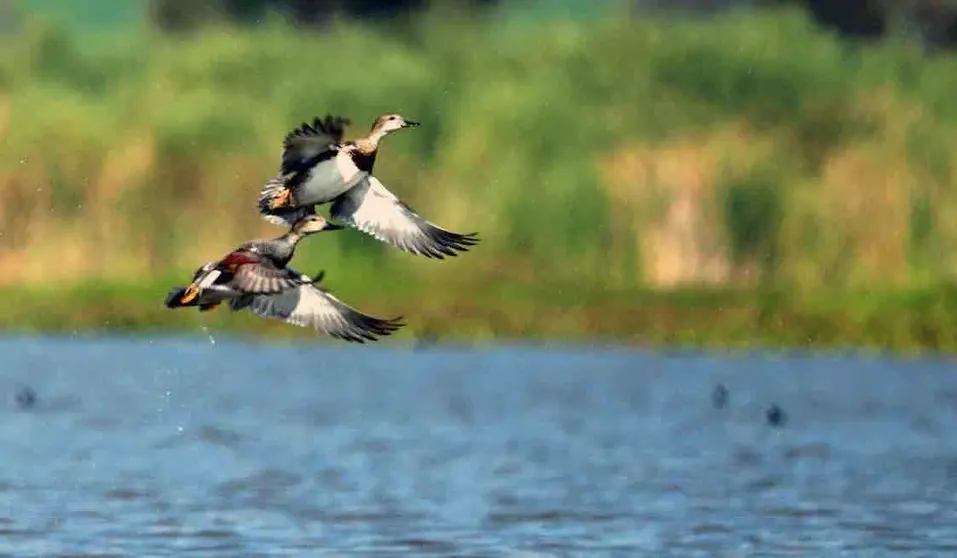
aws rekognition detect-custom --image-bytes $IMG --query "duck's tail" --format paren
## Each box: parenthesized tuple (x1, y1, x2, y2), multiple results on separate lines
(164, 287, 197, 309)
(164, 286, 223, 312)
(258, 177, 313, 227)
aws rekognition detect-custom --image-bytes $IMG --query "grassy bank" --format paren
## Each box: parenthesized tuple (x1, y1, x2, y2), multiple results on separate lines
(3, 7, 957, 348)
(3, 281, 957, 354)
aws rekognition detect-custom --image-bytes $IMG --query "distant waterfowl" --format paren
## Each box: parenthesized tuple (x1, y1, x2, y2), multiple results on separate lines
(766, 403, 787, 427)
(165, 215, 403, 343)
(258, 113, 480, 259)
(15, 386, 36, 410)
(712, 383, 729, 409)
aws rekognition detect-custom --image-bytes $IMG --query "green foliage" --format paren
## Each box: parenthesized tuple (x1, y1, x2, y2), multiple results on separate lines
(2, 281, 957, 353)
(1, 6, 957, 346)
(721, 170, 781, 272)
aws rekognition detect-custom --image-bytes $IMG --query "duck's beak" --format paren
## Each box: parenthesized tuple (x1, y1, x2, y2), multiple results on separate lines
(322, 222, 344, 231)
(402, 120, 420, 128)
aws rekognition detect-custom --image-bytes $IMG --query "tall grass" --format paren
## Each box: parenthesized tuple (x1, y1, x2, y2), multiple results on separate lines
(2, 6, 957, 305)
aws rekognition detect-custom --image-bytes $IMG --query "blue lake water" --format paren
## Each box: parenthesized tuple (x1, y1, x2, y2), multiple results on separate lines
(1, 335, 956, 557)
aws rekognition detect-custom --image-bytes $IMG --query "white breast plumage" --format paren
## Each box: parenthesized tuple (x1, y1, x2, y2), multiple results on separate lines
(335, 147, 361, 184)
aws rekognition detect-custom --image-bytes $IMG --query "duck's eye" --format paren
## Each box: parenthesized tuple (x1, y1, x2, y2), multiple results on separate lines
(389, 116, 397, 120)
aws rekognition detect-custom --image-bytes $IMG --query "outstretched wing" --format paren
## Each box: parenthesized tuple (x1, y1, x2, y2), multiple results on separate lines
(230, 270, 404, 343)
(329, 175, 480, 259)
(281, 115, 351, 175)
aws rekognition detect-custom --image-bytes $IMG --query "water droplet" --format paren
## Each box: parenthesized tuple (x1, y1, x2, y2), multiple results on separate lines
(201, 325, 216, 345)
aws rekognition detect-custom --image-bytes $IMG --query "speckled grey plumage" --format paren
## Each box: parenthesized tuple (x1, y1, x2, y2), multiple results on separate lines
(165, 264, 326, 311)
(165, 215, 340, 315)
(164, 261, 312, 312)
(238, 234, 300, 269)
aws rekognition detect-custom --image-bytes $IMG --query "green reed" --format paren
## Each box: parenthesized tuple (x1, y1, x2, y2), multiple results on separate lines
(2, 6, 957, 349)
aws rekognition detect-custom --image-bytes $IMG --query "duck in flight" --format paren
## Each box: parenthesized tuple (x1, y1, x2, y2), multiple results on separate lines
(172, 214, 340, 307)
(258, 113, 480, 260)
(165, 215, 403, 342)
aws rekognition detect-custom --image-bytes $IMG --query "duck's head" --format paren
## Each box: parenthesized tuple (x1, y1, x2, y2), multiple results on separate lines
(293, 214, 344, 235)
(372, 113, 420, 135)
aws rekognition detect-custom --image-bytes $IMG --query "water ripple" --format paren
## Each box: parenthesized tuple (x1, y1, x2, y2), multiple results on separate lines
(0, 337, 955, 556)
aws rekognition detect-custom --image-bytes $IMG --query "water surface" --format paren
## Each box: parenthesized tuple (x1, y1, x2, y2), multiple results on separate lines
(1, 336, 956, 557)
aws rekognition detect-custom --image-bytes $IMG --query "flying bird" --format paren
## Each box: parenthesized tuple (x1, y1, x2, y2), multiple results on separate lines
(258, 113, 480, 259)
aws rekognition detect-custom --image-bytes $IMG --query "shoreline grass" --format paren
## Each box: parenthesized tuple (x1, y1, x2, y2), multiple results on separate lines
(4, 282, 957, 355)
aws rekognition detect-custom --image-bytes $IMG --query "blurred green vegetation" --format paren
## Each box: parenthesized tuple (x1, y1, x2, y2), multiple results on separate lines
(3, 6, 957, 349)
(4, 281, 957, 353)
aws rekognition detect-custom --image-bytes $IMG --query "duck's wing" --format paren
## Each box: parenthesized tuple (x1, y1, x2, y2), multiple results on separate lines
(280, 115, 350, 175)
(329, 175, 480, 259)
(219, 250, 309, 294)
(229, 272, 404, 343)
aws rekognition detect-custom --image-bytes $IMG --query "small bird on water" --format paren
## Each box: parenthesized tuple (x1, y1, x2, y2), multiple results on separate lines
(258, 113, 480, 259)
(766, 403, 787, 427)
(15, 386, 36, 409)
(712, 383, 729, 409)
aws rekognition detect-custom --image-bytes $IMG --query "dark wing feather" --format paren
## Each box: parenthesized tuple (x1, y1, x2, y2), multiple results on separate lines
(231, 263, 306, 294)
(330, 175, 480, 259)
(281, 114, 351, 175)
(219, 250, 306, 294)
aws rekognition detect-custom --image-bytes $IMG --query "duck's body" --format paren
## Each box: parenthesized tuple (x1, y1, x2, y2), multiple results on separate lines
(166, 267, 403, 343)
(258, 113, 480, 260)
(171, 215, 341, 309)
(165, 215, 403, 343)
